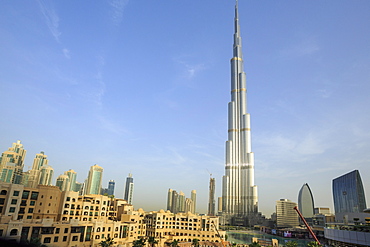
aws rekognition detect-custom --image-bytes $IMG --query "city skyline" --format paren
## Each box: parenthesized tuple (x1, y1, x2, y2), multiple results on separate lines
(1, 1, 370, 216)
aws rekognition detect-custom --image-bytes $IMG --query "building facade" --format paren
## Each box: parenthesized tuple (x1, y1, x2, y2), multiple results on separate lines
(221, 0, 258, 226)
(298, 183, 314, 219)
(124, 173, 134, 204)
(0, 140, 26, 184)
(276, 199, 299, 228)
(208, 178, 216, 216)
(332, 170, 367, 214)
(85, 165, 103, 195)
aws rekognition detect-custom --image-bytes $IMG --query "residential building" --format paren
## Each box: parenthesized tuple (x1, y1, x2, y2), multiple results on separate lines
(0, 140, 26, 184)
(85, 165, 103, 195)
(107, 180, 115, 196)
(276, 199, 299, 228)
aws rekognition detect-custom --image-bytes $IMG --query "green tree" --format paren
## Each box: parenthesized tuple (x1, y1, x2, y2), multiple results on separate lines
(26, 238, 47, 247)
(133, 237, 146, 247)
(285, 241, 298, 247)
(192, 238, 200, 247)
(249, 242, 261, 247)
(148, 236, 158, 247)
(99, 237, 115, 247)
(171, 240, 179, 247)
(306, 241, 322, 247)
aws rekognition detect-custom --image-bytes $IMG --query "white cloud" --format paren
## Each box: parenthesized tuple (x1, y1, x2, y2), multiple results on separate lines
(109, 0, 129, 26)
(62, 48, 70, 59)
(37, 0, 61, 42)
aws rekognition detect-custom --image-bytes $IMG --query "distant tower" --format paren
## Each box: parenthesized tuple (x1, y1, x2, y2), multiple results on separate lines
(86, 164, 103, 195)
(108, 180, 115, 196)
(64, 169, 77, 191)
(0, 140, 27, 184)
(38, 165, 54, 185)
(124, 173, 134, 204)
(171, 190, 179, 213)
(27, 151, 49, 188)
(191, 190, 196, 214)
(167, 188, 173, 211)
(276, 199, 299, 228)
(332, 170, 367, 214)
(298, 183, 315, 218)
(178, 191, 185, 212)
(208, 177, 216, 216)
(56, 174, 70, 191)
(221, 0, 258, 225)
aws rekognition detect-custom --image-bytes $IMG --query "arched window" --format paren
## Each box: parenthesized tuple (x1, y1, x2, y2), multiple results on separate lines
(95, 235, 100, 239)
(0, 190, 7, 195)
(101, 212, 105, 216)
(10, 229, 18, 236)
(96, 227, 101, 232)
(85, 206, 89, 210)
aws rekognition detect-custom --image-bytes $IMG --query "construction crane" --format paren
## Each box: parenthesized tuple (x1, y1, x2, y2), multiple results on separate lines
(294, 206, 321, 245)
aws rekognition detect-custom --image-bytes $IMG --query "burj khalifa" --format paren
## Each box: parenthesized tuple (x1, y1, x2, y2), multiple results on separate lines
(221, 0, 258, 225)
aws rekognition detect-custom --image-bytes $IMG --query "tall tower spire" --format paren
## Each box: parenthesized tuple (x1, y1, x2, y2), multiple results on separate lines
(221, 0, 258, 226)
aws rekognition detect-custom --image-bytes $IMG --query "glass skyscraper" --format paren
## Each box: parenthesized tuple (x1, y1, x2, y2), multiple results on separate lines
(332, 170, 367, 214)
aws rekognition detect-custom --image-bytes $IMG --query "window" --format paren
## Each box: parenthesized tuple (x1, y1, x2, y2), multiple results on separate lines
(30, 201, 35, 206)
(22, 191, 29, 199)
(13, 191, 19, 196)
(10, 229, 18, 236)
(44, 237, 51, 243)
(9, 207, 16, 213)
(27, 216, 32, 219)
(63, 236, 67, 242)
(0, 229, 3, 236)
(56, 228, 60, 234)
(64, 228, 68, 233)
(0, 198, 4, 205)
(54, 236, 59, 242)
(30, 192, 38, 200)
(28, 208, 34, 213)
(19, 207, 25, 214)
(0, 190, 7, 195)
(66, 197, 71, 201)
(11, 199, 17, 204)
(21, 200, 27, 206)
(72, 236, 78, 241)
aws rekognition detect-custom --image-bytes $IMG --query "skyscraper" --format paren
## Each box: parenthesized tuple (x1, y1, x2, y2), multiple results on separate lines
(124, 173, 134, 204)
(108, 180, 115, 196)
(298, 183, 315, 218)
(191, 190, 196, 214)
(332, 170, 367, 214)
(221, 1, 258, 225)
(0, 140, 27, 184)
(64, 169, 77, 191)
(27, 151, 49, 188)
(86, 164, 103, 195)
(208, 177, 216, 216)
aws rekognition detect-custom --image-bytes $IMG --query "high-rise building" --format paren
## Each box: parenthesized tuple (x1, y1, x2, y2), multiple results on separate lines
(208, 177, 216, 216)
(27, 151, 49, 188)
(332, 170, 367, 214)
(276, 199, 299, 228)
(167, 188, 173, 211)
(108, 180, 115, 196)
(298, 183, 315, 218)
(124, 173, 134, 204)
(38, 165, 54, 186)
(221, 1, 258, 225)
(85, 164, 103, 195)
(64, 169, 77, 191)
(56, 174, 70, 191)
(0, 140, 27, 184)
(190, 190, 196, 214)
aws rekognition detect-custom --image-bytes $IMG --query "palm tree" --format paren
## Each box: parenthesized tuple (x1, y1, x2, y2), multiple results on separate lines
(249, 242, 261, 247)
(133, 237, 146, 247)
(171, 239, 179, 247)
(99, 237, 115, 247)
(284, 241, 298, 247)
(192, 238, 200, 247)
(148, 236, 159, 247)
(306, 242, 322, 247)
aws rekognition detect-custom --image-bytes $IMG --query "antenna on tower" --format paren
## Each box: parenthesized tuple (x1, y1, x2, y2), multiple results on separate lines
(206, 169, 212, 178)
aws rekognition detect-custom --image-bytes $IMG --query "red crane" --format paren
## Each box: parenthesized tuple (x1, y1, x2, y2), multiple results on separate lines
(294, 206, 321, 245)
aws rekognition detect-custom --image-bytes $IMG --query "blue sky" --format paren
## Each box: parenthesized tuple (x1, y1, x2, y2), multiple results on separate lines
(1, 0, 370, 217)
